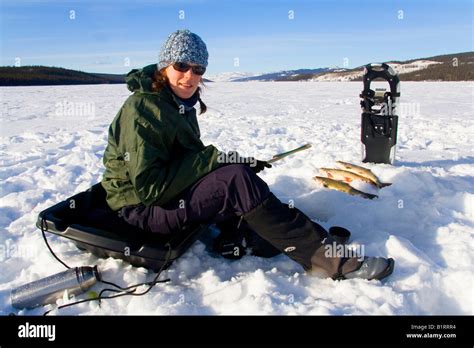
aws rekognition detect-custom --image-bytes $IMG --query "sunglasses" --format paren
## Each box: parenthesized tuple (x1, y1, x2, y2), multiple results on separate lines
(172, 62, 206, 76)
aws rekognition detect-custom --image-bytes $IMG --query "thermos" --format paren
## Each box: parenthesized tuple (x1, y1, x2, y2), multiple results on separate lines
(11, 266, 101, 309)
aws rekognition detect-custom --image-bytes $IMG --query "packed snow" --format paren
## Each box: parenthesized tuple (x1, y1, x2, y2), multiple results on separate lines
(0, 81, 472, 315)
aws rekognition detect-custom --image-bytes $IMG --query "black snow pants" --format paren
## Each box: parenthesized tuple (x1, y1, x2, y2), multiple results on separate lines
(120, 164, 328, 269)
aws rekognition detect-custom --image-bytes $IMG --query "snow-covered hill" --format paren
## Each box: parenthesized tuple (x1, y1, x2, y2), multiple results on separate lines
(206, 52, 472, 82)
(1, 82, 472, 315)
(312, 60, 443, 81)
(390, 60, 443, 74)
(206, 71, 257, 82)
(207, 60, 448, 82)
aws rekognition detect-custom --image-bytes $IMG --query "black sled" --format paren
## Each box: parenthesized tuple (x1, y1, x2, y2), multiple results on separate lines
(360, 63, 400, 164)
(36, 183, 208, 272)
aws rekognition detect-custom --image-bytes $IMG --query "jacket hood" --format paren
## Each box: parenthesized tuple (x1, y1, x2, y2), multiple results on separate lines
(126, 64, 157, 93)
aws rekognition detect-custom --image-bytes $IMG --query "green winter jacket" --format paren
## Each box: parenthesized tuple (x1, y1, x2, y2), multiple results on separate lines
(101, 64, 223, 211)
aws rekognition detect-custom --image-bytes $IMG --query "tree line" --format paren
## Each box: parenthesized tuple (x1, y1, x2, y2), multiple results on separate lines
(0, 66, 125, 86)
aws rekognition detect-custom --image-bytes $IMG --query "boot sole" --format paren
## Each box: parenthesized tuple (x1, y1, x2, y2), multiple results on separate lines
(370, 258, 395, 280)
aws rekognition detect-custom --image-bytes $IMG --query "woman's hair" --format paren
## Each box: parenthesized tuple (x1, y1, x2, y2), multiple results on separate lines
(151, 68, 207, 114)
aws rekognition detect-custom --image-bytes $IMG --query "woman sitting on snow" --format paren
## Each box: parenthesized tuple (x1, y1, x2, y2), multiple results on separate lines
(101, 29, 394, 281)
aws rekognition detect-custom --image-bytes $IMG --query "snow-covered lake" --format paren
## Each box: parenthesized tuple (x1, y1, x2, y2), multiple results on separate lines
(0, 81, 472, 315)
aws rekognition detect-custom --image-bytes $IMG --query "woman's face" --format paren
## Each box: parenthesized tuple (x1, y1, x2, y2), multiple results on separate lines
(165, 63, 203, 99)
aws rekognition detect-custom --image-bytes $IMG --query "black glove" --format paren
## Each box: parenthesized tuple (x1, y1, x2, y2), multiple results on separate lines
(247, 158, 272, 173)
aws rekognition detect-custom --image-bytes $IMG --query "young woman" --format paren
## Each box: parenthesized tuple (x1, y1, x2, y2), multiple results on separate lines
(101, 29, 394, 280)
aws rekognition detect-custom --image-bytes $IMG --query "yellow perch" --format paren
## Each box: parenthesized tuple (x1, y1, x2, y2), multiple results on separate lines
(320, 168, 378, 187)
(313, 176, 378, 200)
(335, 161, 391, 188)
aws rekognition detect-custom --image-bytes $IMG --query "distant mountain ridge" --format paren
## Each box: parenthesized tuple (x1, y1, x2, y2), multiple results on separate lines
(232, 68, 332, 82)
(209, 51, 473, 82)
(205, 71, 256, 82)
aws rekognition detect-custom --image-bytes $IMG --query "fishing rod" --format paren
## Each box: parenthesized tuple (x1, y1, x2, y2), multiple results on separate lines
(266, 143, 312, 164)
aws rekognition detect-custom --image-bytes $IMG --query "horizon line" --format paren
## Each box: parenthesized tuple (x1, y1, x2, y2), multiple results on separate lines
(1, 49, 472, 77)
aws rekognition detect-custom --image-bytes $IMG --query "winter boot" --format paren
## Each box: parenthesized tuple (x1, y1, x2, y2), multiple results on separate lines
(243, 193, 395, 280)
(213, 216, 281, 260)
(310, 236, 395, 280)
(344, 257, 395, 280)
(212, 218, 246, 260)
(243, 193, 329, 270)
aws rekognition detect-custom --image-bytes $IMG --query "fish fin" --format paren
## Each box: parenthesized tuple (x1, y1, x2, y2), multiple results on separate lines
(352, 188, 378, 200)
(364, 192, 378, 200)
(378, 182, 392, 188)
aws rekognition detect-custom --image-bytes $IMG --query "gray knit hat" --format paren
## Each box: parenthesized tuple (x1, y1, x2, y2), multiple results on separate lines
(157, 29, 209, 71)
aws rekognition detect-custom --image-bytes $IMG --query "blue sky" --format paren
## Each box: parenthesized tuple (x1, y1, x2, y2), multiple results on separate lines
(1, 0, 472, 75)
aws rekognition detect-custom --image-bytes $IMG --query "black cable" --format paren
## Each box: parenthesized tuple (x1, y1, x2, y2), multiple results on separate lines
(41, 216, 172, 291)
(40, 217, 71, 269)
(42, 243, 173, 315)
(99, 242, 173, 297)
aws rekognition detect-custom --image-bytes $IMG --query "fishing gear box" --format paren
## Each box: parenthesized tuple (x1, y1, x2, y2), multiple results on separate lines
(36, 183, 208, 271)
